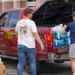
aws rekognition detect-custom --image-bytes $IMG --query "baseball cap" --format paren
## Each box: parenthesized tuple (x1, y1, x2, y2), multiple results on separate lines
(71, 11, 75, 16)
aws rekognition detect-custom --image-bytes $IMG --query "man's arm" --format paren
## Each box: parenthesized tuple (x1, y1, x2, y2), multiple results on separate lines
(31, 21, 44, 50)
(32, 32, 44, 50)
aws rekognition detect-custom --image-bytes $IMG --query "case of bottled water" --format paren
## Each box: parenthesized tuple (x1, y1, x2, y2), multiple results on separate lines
(54, 39, 58, 47)
(53, 31, 70, 47)
(54, 39, 64, 47)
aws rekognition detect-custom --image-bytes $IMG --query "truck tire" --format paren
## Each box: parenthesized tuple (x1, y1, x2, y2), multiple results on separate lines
(54, 60, 64, 63)
(25, 59, 41, 74)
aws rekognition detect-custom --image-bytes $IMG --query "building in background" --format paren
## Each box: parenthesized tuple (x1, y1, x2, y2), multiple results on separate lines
(0, 0, 46, 13)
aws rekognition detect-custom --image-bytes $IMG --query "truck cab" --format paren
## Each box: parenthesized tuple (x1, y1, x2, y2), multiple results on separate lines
(0, 9, 24, 57)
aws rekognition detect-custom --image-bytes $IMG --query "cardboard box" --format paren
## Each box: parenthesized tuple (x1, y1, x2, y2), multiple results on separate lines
(0, 62, 3, 66)
(0, 62, 6, 75)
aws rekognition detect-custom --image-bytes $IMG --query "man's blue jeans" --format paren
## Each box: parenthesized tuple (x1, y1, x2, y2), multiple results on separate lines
(17, 44, 37, 75)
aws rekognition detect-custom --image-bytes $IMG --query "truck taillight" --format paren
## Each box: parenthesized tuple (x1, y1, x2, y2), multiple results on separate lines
(44, 34, 53, 45)
(45, 35, 52, 41)
(44, 34, 53, 52)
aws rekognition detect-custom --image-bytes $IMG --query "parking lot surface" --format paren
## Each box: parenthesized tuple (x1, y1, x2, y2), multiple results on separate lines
(2, 59, 72, 75)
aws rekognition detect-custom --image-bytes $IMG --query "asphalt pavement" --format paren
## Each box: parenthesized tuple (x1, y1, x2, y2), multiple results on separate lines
(2, 59, 72, 75)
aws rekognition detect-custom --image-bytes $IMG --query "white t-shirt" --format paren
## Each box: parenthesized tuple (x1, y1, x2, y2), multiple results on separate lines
(15, 19, 37, 48)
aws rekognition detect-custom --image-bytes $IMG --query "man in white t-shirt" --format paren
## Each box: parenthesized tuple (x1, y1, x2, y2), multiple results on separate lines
(15, 8, 44, 75)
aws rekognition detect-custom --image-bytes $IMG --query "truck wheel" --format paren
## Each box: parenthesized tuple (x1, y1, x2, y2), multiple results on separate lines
(25, 59, 41, 74)
(54, 60, 64, 63)
(25, 59, 30, 73)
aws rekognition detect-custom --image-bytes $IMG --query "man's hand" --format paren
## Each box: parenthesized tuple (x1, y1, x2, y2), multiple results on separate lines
(63, 25, 67, 29)
(32, 32, 44, 50)
(40, 44, 44, 50)
(63, 30, 67, 34)
(62, 25, 67, 34)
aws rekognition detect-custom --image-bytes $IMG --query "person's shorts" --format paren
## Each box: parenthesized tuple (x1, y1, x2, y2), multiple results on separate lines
(69, 44, 75, 58)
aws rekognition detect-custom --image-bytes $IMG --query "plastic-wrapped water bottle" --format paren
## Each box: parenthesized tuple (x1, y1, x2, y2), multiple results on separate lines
(66, 38, 70, 46)
(54, 32, 60, 40)
(58, 39, 64, 47)
(66, 32, 70, 38)
(54, 32, 56, 39)
(54, 39, 58, 47)
(60, 33, 67, 39)
(63, 39, 66, 46)
(57, 32, 60, 39)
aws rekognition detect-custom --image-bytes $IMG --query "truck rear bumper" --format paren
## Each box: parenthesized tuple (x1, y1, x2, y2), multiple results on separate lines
(48, 52, 70, 61)
(0, 54, 18, 60)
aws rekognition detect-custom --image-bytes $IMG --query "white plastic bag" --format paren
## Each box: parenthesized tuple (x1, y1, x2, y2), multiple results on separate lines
(52, 24, 64, 32)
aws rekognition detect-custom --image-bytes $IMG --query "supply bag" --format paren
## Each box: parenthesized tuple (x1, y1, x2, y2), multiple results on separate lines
(52, 24, 64, 33)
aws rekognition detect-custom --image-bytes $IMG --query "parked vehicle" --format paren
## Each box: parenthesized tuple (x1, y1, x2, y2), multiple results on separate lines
(0, 0, 75, 73)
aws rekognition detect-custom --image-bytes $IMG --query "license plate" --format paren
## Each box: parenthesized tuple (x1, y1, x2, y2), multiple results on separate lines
(48, 52, 69, 60)
(61, 54, 69, 59)
(58, 47, 69, 53)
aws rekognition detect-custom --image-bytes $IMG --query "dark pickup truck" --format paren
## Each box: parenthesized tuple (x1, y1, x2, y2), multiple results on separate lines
(0, 0, 75, 73)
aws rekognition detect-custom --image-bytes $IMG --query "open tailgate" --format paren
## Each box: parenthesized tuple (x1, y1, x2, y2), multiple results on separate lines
(33, 1, 75, 25)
